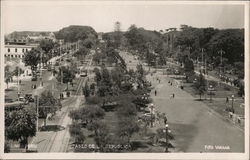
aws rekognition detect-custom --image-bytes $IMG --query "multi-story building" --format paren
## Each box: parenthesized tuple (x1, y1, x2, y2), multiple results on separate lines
(4, 44, 38, 59)
(4, 31, 56, 60)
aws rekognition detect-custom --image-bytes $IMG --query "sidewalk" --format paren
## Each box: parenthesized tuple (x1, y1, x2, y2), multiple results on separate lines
(146, 71, 244, 152)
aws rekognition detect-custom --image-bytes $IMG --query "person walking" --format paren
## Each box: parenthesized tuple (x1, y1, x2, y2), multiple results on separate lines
(226, 96, 229, 103)
(164, 115, 168, 125)
(155, 90, 157, 96)
(173, 93, 175, 99)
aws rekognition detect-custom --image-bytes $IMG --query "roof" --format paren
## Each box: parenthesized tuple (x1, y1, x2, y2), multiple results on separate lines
(5, 44, 39, 48)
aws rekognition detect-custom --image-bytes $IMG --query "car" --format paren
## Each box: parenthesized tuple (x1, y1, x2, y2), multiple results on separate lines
(31, 76, 37, 81)
(25, 94, 35, 102)
(19, 96, 25, 102)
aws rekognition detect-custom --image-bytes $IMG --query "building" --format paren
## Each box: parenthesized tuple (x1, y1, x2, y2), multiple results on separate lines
(4, 44, 39, 59)
(4, 31, 56, 60)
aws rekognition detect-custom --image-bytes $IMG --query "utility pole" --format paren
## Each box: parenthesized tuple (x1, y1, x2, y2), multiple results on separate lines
(35, 95, 39, 132)
(165, 124, 169, 152)
(39, 49, 43, 87)
(187, 46, 191, 59)
(218, 49, 225, 76)
(200, 48, 205, 74)
(17, 61, 20, 101)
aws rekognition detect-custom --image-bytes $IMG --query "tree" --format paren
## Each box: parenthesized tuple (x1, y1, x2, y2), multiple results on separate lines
(56, 66, 76, 90)
(74, 46, 89, 60)
(69, 105, 106, 150)
(54, 25, 97, 42)
(83, 82, 90, 97)
(93, 68, 102, 84)
(5, 65, 12, 89)
(234, 61, 244, 79)
(39, 90, 59, 126)
(117, 117, 139, 145)
(39, 39, 54, 56)
(5, 107, 36, 149)
(24, 48, 40, 73)
(69, 123, 85, 144)
(238, 84, 244, 97)
(194, 72, 206, 100)
(70, 105, 105, 124)
(89, 121, 110, 151)
(101, 66, 112, 87)
(184, 57, 195, 82)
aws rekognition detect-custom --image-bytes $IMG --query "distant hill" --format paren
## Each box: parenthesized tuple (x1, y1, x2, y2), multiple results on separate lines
(6, 31, 53, 39)
(54, 25, 98, 42)
(136, 28, 161, 41)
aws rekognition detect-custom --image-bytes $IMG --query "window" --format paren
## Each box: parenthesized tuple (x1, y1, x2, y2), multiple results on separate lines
(11, 55, 13, 58)
(26, 49, 28, 52)
(15, 48, 17, 52)
(22, 48, 24, 52)
(8, 48, 10, 52)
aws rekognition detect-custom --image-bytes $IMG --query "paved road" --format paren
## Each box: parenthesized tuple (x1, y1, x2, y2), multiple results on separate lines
(44, 95, 83, 152)
(43, 52, 93, 152)
(120, 51, 244, 152)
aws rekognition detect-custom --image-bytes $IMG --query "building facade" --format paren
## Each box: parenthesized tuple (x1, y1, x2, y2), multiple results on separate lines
(4, 44, 38, 59)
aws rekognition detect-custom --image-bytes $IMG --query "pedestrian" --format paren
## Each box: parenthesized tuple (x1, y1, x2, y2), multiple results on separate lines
(173, 93, 175, 98)
(164, 116, 167, 125)
(19, 80, 21, 84)
(170, 82, 172, 86)
(155, 90, 157, 96)
(226, 96, 229, 103)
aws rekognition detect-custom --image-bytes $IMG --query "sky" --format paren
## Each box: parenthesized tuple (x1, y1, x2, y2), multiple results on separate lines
(2, 1, 245, 34)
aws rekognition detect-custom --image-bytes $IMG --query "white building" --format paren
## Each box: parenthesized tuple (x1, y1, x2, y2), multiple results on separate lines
(4, 44, 39, 59)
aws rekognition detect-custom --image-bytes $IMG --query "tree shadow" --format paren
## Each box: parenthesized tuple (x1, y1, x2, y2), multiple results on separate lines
(158, 141, 175, 149)
(39, 125, 65, 132)
(130, 140, 149, 150)
(194, 99, 205, 101)
(5, 88, 15, 92)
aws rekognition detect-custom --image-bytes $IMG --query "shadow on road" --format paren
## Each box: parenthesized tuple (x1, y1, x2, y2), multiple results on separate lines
(39, 125, 65, 132)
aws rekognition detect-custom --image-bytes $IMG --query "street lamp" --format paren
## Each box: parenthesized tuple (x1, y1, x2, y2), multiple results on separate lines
(149, 103, 154, 127)
(208, 85, 213, 102)
(218, 49, 225, 76)
(34, 93, 39, 132)
(165, 124, 169, 152)
(231, 94, 235, 113)
(187, 46, 191, 59)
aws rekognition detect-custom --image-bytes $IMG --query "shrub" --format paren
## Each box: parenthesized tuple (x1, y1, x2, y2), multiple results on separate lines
(86, 96, 102, 105)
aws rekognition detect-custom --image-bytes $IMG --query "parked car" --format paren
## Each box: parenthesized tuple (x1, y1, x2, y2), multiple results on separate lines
(31, 76, 37, 81)
(25, 94, 35, 102)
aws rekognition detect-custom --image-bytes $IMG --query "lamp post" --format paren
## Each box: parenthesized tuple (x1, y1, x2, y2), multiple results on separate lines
(231, 94, 234, 113)
(165, 124, 169, 152)
(200, 48, 205, 73)
(150, 103, 154, 128)
(218, 49, 225, 76)
(208, 85, 213, 102)
(34, 94, 39, 132)
(187, 46, 191, 59)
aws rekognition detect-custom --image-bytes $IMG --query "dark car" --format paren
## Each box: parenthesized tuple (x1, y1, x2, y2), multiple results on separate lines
(31, 76, 37, 81)
(25, 94, 35, 102)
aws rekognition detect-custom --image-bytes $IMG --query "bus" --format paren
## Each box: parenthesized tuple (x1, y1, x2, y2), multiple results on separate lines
(80, 69, 87, 77)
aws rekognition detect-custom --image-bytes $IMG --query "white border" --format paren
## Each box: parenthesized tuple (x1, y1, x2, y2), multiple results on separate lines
(0, 1, 249, 160)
